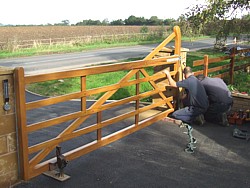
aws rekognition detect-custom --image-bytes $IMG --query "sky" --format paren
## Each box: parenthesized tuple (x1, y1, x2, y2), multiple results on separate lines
(0, 0, 206, 25)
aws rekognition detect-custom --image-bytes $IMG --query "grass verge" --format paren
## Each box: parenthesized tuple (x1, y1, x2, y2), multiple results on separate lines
(0, 41, 160, 59)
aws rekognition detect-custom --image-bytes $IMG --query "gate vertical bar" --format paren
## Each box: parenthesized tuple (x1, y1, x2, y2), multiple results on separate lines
(14, 67, 29, 180)
(81, 76, 87, 113)
(135, 71, 140, 126)
(97, 112, 102, 140)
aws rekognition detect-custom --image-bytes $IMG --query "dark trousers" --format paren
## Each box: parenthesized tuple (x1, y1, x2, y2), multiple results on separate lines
(204, 102, 232, 122)
(172, 106, 206, 124)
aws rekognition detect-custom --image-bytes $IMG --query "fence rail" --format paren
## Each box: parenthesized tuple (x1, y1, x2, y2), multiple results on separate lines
(193, 47, 250, 84)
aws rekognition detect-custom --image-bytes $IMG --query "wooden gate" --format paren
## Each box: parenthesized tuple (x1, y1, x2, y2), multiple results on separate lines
(15, 26, 182, 180)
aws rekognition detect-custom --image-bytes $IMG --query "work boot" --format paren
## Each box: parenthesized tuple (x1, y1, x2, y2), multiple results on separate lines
(220, 113, 229, 127)
(193, 114, 205, 126)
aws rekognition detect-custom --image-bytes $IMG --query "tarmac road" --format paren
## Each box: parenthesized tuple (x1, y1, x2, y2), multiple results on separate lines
(0, 38, 235, 75)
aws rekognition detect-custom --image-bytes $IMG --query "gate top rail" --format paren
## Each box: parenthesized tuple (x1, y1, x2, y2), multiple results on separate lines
(25, 55, 180, 84)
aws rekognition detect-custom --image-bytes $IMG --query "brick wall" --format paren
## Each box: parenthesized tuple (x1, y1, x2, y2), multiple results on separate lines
(0, 68, 20, 188)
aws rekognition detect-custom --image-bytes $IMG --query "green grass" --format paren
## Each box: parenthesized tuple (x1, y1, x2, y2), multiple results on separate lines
(225, 71, 250, 94)
(182, 35, 210, 42)
(27, 78, 81, 96)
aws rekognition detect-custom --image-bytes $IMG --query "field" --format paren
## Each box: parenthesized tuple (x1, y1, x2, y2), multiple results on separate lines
(0, 25, 168, 50)
(0, 25, 166, 42)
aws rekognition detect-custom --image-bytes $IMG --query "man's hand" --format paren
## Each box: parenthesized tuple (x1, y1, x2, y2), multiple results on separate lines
(163, 69, 171, 78)
(162, 69, 177, 88)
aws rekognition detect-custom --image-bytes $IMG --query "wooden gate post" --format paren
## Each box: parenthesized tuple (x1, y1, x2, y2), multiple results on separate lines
(14, 67, 29, 181)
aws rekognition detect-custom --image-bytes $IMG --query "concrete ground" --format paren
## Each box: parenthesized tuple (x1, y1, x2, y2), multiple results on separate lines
(14, 92, 250, 188)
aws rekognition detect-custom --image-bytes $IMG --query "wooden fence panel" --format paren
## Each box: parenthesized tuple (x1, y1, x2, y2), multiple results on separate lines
(193, 47, 250, 82)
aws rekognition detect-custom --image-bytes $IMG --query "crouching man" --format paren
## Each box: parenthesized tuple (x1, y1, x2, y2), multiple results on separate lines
(197, 74, 233, 126)
(163, 67, 208, 125)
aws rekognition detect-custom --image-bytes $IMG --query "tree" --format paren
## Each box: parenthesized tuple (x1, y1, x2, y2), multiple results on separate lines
(147, 16, 162, 25)
(163, 18, 175, 26)
(54, 20, 70, 26)
(61, 20, 70, 26)
(102, 19, 109, 25)
(110, 19, 125, 25)
(242, 13, 250, 20)
(185, 0, 249, 22)
(75, 19, 102, 25)
(124, 15, 146, 25)
(182, 0, 250, 48)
